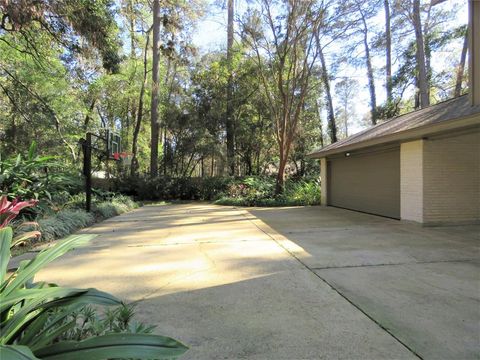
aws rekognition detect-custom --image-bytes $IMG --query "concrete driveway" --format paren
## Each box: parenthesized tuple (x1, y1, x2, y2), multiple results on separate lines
(38, 203, 479, 359)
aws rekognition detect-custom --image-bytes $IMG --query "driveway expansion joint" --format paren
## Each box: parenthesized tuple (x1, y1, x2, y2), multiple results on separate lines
(238, 207, 423, 360)
(312, 258, 478, 271)
(126, 238, 270, 247)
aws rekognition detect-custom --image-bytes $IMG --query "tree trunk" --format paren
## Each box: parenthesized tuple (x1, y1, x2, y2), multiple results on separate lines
(210, 150, 215, 177)
(412, 0, 430, 108)
(226, 0, 235, 175)
(276, 149, 287, 195)
(83, 99, 96, 131)
(317, 38, 337, 143)
(414, 75, 420, 109)
(131, 29, 151, 177)
(162, 57, 175, 176)
(344, 102, 348, 137)
(425, 36, 432, 101)
(358, 6, 377, 125)
(454, 31, 468, 97)
(150, 0, 161, 177)
(10, 117, 16, 149)
(245, 151, 252, 175)
(128, 0, 136, 58)
(315, 98, 324, 147)
(364, 36, 377, 124)
(384, 0, 392, 104)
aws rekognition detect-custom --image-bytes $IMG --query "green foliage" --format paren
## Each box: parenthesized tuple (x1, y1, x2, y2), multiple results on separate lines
(283, 179, 321, 206)
(12, 192, 137, 246)
(0, 143, 81, 204)
(116, 176, 320, 206)
(0, 230, 188, 359)
(92, 197, 137, 219)
(0, 0, 469, 189)
(0, 0, 121, 73)
(214, 177, 320, 207)
(223, 177, 275, 205)
(116, 175, 319, 207)
(37, 210, 94, 243)
(58, 304, 156, 341)
(114, 176, 232, 201)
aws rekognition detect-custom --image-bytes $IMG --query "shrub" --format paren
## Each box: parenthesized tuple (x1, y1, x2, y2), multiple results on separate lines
(13, 193, 138, 248)
(54, 303, 156, 342)
(215, 176, 280, 206)
(114, 174, 320, 207)
(197, 177, 232, 200)
(37, 209, 94, 242)
(215, 177, 320, 207)
(283, 179, 321, 206)
(114, 176, 233, 201)
(0, 142, 82, 205)
(92, 198, 137, 219)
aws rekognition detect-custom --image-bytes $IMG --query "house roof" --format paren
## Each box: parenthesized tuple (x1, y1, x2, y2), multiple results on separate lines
(309, 95, 480, 158)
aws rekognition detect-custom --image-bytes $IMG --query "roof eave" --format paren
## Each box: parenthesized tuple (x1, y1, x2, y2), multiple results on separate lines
(307, 114, 480, 159)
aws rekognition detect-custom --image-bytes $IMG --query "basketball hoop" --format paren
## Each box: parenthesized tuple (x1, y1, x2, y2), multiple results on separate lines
(107, 130, 121, 160)
(113, 152, 133, 166)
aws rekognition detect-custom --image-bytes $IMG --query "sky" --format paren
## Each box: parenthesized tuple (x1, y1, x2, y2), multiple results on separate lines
(191, 0, 468, 136)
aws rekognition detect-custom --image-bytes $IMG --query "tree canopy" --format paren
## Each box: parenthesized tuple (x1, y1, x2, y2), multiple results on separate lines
(0, 0, 469, 191)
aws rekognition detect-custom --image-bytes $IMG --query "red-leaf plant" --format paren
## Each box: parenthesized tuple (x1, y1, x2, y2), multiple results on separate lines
(0, 196, 38, 228)
(0, 196, 40, 246)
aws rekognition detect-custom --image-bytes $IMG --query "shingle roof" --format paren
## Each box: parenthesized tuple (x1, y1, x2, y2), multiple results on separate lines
(309, 95, 480, 158)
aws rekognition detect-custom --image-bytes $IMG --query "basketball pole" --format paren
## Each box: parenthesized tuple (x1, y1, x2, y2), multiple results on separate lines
(83, 132, 92, 212)
(82, 130, 122, 212)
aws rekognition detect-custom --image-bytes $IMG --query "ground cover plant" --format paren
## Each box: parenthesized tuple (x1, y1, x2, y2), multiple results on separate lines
(0, 197, 188, 359)
(11, 193, 139, 256)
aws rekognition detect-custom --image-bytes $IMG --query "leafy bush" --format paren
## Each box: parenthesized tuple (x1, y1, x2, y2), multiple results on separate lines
(215, 177, 320, 207)
(52, 303, 156, 342)
(196, 177, 232, 200)
(37, 209, 94, 242)
(15, 193, 137, 246)
(114, 174, 320, 206)
(283, 179, 321, 206)
(0, 142, 82, 205)
(114, 176, 232, 201)
(92, 196, 138, 219)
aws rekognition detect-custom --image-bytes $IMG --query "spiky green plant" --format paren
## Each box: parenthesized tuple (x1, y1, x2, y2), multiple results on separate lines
(0, 197, 188, 359)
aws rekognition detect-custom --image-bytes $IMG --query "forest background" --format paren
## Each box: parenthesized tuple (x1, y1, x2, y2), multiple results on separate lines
(0, 0, 469, 195)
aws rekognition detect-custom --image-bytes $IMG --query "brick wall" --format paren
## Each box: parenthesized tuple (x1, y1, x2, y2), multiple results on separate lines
(320, 158, 327, 205)
(400, 140, 424, 222)
(423, 130, 480, 224)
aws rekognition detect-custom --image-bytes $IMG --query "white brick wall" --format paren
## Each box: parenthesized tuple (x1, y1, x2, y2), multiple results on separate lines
(400, 140, 424, 222)
(320, 158, 328, 206)
(423, 130, 480, 224)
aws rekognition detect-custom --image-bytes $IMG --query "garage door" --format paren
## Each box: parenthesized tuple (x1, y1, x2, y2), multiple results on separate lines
(327, 147, 400, 219)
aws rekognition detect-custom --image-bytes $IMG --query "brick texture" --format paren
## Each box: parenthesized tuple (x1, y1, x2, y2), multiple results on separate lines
(400, 140, 424, 222)
(320, 158, 327, 206)
(423, 130, 480, 224)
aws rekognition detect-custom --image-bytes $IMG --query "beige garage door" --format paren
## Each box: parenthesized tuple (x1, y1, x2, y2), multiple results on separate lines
(327, 147, 400, 219)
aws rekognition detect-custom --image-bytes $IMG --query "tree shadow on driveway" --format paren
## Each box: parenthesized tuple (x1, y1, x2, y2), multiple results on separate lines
(245, 205, 480, 359)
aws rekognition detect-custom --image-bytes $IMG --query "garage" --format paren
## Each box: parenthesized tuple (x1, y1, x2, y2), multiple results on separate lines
(327, 146, 400, 219)
(309, 95, 480, 224)
(308, 0, 480, 225)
